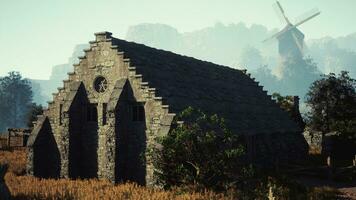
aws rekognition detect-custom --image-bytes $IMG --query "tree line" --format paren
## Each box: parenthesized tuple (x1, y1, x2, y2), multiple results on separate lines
(0, 72, 42, 133)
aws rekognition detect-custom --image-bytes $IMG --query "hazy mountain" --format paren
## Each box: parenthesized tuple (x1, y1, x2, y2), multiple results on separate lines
(126, 22, 279, 68)
(30, 44, 88, 105)
(126, 23, 182, 51)
(30, 22, 356, 108)
(29, 80, 49, 105)
(125, 23, 355, 101)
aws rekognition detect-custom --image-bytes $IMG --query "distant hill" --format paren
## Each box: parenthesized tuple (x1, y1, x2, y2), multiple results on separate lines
(125, 23, 356, 101)
(30, 44, 89, 105)
(126, 22, 280, 69)
(31, 23, 356, 107)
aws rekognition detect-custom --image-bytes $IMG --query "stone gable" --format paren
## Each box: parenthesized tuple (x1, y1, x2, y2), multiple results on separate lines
(27, 32, 307, 185)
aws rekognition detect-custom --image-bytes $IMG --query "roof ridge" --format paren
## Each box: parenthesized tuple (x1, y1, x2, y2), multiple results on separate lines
(112, 37, 248, 76)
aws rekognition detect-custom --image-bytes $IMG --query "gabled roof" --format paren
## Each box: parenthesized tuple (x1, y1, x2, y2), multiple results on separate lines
(110, 33, 300, 135)
(27, 116, 47, 147)
(107, 79, 128, 112)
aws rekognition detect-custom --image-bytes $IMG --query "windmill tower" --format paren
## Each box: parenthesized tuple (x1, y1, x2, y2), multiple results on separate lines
(264, 1, 320, 61)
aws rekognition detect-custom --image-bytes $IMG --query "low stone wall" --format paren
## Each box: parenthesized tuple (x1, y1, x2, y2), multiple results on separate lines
(0, 128, 31, 149)
(0, 135, 7, 149)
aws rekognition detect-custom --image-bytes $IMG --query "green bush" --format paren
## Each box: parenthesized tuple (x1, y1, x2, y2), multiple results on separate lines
(150, 107, 252, 191)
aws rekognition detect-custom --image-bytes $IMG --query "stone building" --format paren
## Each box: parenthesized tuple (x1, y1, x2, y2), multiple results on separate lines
(27, 32, 307, 185)
(7, 128, 31, 147)
(0, 128, 31, 149)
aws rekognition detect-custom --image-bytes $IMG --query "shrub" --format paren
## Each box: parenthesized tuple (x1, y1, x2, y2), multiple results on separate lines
(150, 107, 252, 191)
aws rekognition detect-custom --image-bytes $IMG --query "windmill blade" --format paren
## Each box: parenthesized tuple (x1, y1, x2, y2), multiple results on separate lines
(291, 30, 304, 56)
(262, 30, 285, 42)
(273, 2, 288, 24)
(295, 8, 321, 27)
(275, 1, 291, 24)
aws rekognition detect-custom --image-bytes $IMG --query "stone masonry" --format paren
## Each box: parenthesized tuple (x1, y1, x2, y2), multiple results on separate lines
(27, 32, 308, 186)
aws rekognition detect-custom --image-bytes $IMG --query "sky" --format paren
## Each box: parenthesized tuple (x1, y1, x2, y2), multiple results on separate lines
(1, 0, 356, 79)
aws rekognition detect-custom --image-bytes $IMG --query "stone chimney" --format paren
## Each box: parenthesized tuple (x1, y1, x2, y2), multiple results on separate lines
(291, 96, 305, 130)
(95, 31, 112, 42)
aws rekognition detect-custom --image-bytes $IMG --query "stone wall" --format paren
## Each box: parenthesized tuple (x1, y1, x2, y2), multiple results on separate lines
(28, 32, 176, 186)
(28, 31, 304, 186)
(0, 128, 30, 149)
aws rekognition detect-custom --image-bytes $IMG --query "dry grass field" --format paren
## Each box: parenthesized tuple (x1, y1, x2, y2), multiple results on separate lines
(0, 149, 232, 200)
(0, 148, 27, 175)
(5, 173, 231, 200)
(1, 149, 348, 199)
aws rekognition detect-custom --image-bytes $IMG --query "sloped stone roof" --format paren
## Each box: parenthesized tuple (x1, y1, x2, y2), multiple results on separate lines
(27, 116, 47, 147)
(107, 79, 128, 112)
(108, 35, 300, 135)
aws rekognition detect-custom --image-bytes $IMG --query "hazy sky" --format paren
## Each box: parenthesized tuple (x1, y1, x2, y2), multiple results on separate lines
(1, 0, 355, 79)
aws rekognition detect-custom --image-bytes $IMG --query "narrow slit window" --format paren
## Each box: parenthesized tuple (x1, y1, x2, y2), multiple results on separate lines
(87, 103, 98, 122)
(102, 103, 107, 125)
(132, 104, 144, 122)
(59, 104, 63, 125)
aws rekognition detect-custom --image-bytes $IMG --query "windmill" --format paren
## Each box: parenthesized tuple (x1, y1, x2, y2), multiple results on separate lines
(264, 1, 320, 61)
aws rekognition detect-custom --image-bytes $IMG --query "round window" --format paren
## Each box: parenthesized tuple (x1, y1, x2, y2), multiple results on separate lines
(94, 76, 108, 93)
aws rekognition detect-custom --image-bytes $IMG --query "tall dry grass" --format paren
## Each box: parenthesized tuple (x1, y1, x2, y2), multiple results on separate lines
(5, 173, 231, 200)
(1, 149, 231, 200)
(0, 149, 343, 200)
(0, 148, 27, 175)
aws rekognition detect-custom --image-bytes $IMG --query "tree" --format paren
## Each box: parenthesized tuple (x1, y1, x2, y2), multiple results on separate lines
(239, 46, 263, 70)
(0, 71, 33, 131)
(251, 65, 279, 93)
(27, 103, 44, 128)
(150, 107, 250, 191)
(306, 71, 356, 139)
(277, 57, 321, 99)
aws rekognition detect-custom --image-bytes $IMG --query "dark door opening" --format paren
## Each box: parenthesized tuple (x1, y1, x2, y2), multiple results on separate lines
(68, 85, 98, 179)
(33, 118, 60, 178)
(115, 82, 147, 185)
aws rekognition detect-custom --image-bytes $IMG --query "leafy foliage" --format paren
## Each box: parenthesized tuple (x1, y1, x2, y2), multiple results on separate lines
(151, 107, 250, 191)
(277, 57, 321, 98)
(252, 58, 321, 103)
(306, 71, 356, 139)
(272, 93, 296, 114)
(251, 66, 279, 93)
(239, 46, 263, 70)
(26, 103, 44, 128)
(0, 72, 33, 132)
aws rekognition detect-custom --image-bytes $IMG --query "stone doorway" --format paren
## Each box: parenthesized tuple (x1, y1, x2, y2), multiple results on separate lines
(33, 118, 60, 178)
(68, 85, 98, 179)
(114, 82, 147, 185)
